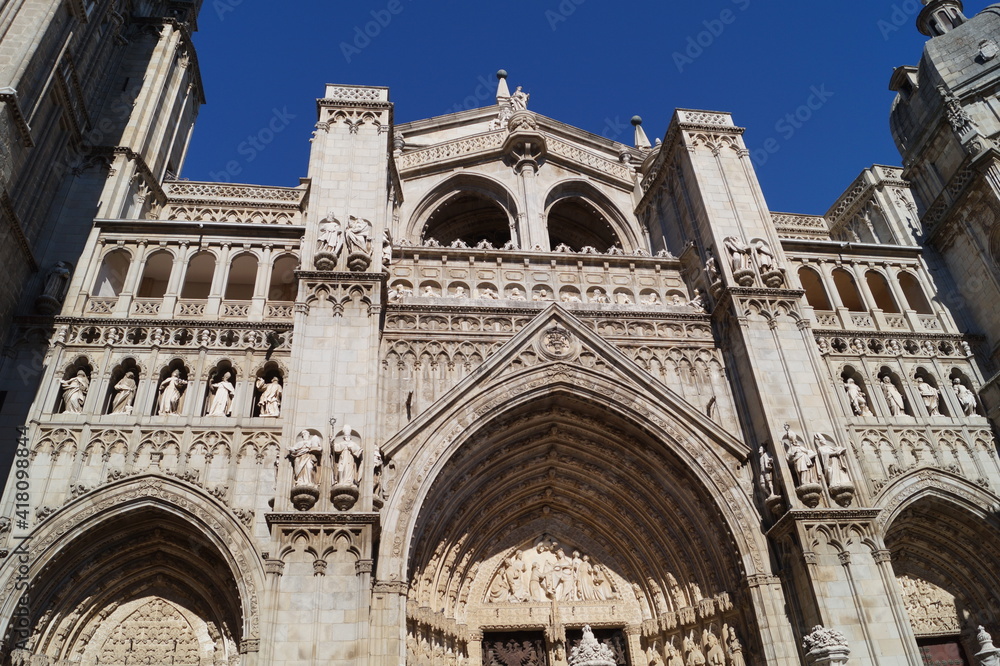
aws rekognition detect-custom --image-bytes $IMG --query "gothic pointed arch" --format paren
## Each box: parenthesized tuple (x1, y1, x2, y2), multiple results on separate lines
(877, 473, 1000, 658)
(543, 180, 641, 252)
(407, 174, 520, 247)
(0, 476, 264, 664)
(379, 305, 777, 663)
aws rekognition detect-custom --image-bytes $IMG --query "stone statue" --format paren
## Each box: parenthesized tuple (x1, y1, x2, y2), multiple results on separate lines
(60, 369, 90, 414)
(687, 288, 706, 311)
(758, 445, 775, 497)
(345, 216, 372, 256)
(952, 377, 978, 416)
(206, 371, 235, 417)
(726, 627, 746, 666)
(843, 378, 873, 416)
(256, 376, 282, 417)
(509, 287, 526, 301)
(372, 446, 385, 500)
(643, 292, 661, 306)
(705, 253, 720, 284)
(382, 228, 393, 266)
(704, 629, 725, 666)
(881, 376, 907, 416)
(815, 434, 850, 487)
(36, 261, 73, 314)
(157, 369, 188, 415)
(509, 85, 529, 112)
(665, 639, 683, 666)
(333, 424, 363, 487)
(569, 625, 614, 666)
(110, 371, 137, 415)
(592, 288, 611, 304)
(317, 212, 344, 257)
(684, 634, 707, 666)
(723, 236, 751, 272)
(289, 429, 323, 486)
(915, 377, 941, 416)
(479, 287, 498, 300)
(753, 239, 776, 273)
(783, 424, 819, 487)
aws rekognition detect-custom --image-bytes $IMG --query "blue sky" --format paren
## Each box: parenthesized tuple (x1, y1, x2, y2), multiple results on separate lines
(183, 0, 975, 215)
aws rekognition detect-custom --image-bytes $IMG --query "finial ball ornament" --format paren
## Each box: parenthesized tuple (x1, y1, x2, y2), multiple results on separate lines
(631, 115, 643, 126)
(497, 69, 508, 80)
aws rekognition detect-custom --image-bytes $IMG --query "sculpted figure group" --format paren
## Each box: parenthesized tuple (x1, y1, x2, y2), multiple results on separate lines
(488, 536, 618, 604)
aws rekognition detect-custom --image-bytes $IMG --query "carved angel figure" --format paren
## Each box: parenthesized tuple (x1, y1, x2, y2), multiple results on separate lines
(289, 429, 323, 486)
(333, 424, 363, 487)
(157, 369, 188, 415)
(110, 371, 137, 415)
(60, 370, 90, 414)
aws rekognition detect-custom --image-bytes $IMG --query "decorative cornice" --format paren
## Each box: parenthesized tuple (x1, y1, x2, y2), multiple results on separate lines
(767, 508, 881, 538)
(265, 512, 380, 526)
(52, 316, 294, 330)
(386, 302, 712, 322)
(295, 270, 387, 283)
(373, 580, 409, 595)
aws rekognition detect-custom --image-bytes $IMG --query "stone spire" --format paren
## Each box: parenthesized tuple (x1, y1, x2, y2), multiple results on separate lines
(917, 0, 966, 36)
(632, 115, 651, 149)
(496, 69, 511, 103)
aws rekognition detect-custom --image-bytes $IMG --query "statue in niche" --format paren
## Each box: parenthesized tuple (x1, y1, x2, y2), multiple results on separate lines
(157, 369, 188, 415)
(206, 371, 235, 417)
(289, 429, 323, 486)
(509, 85, 530, 111)
(684, 634, 707, 666)
(60, 369, 90, 414)
(881, 376, 907, 416)
(381, 228, 393, 266)
(783, 423, 819, 487)
(533, 288, 552, 301)
(255, 376, 282, 417)
(110, 371, 137, 415)
(687, 288, 706, 311)
(317, 212, 344, 257)
(487, 537, 617, 604)
(36, 261, 73, 314)
(642, 292, 662, 306)
(333, 424, 362, 487)
(667, 573, 686, 609)
(372, 446, 387, 501)
(591, 288, 611, 304)
(843, 378, 873, 416)
(509, 287, 526, 301)
(952, 377, 979, 416)
(665, 639, 683, 666)
(758, 445, 775, 497)
(704, 629, 726, 666)
(705, 252, 720, 285)
(726, 627, 746, 666)
(479, 287, 498, 300)
(915, 377, 941, 416)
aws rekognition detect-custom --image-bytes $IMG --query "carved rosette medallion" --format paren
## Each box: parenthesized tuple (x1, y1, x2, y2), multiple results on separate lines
(537, 326, 578, 361)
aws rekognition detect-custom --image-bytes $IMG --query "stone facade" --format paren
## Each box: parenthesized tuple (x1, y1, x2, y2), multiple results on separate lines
(1, 2, 1000, 665)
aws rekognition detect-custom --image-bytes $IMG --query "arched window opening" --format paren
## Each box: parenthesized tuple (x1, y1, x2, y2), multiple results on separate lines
(137, 251, 173, 299)
(798, 267, 832, 310)
(224, 253, 258, 300)
(105, 358, 140, 415)
(55, 357, 93, 414)
(547, 199, 620, 252)
(180, 252, 216, 299)
(422, 193, 511, 248)
(898, 272, 933, 314)
(92, 250, 131, 297)
(865, 270, 900, 313)
(268, 255, 298, 301)
(832, 269, 866, 312)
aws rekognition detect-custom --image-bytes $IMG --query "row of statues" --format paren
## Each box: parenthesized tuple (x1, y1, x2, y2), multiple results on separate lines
(289, 425, 378, 491)
(390, 284, 702, 309)
(708, 237, 782, 289)
(649, 627, 745, 666)
(844, 374, 980, 418)
(58, 368, 282, 417)
(488, 537, 619, 604)
(316, 211, 392, 271)
(759, 424, 855, 508)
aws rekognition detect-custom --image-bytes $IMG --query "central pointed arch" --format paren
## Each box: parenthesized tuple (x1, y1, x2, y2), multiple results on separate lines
(379, 306, 775, 663)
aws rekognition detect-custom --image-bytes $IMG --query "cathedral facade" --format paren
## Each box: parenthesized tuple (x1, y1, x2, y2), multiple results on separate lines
(1, 1, 1000, 665)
